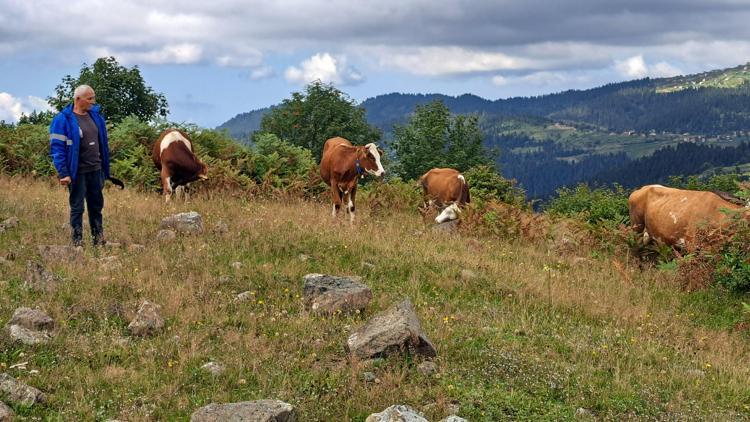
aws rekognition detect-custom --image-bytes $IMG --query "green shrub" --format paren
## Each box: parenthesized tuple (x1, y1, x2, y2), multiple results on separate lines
(714, 216, 750, 293)
(251, 133, 316, 189)
(546, 184, 629, 228)
(463, 165, 526, 207)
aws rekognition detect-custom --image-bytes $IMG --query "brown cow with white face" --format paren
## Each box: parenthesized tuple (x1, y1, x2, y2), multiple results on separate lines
(319, 137, 385, 223)
(152, 129, 208, 202)
(419, 168, 470, 223)
(628, 184, 745, 248)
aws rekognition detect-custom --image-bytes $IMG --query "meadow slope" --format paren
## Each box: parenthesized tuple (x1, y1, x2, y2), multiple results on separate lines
(0, 176, 749, 421)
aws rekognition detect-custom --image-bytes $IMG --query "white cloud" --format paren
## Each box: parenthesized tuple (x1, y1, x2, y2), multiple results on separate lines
(373, 47, 534, 76)
(615, 55, 682, 78)
(285, 53, 364, 85)
(615, 55, 649, 78)
(88, 43, 203, 65)
(491, 71, 592, 88)
(0, 93, 53, 123)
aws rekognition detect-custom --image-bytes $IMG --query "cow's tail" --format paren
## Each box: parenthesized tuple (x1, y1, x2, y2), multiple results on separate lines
(458, 174, 470, 205)
(417, 174, 428, 194)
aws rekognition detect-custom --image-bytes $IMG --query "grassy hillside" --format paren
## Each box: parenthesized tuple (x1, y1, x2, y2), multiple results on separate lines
(657, 64, 750, 93)
(1, 177, 749, 420)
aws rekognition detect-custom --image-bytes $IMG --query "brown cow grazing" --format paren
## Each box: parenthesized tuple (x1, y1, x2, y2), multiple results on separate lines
(628, 184, 745, 248)
(419, 168, 470, 223)
(152, 129, 208, 202)
(319, 137, 385, 223)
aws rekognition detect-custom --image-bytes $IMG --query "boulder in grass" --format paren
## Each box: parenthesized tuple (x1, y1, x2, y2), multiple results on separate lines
(0, 401, 13, 421)
(0, 373, 46, 407)
(24, 261, 62, 292)
(127, 301, 165, 337)
(346, 299, 436, 359)
(160, 211, 203, 234)
(303, 274, 372, 315)
(7, 308, 54, 332)
(190, 400, 296, 422)
(365, 405, 428, 422)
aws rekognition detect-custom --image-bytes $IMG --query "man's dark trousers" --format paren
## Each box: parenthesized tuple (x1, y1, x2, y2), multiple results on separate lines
(68, 169, 104, 245)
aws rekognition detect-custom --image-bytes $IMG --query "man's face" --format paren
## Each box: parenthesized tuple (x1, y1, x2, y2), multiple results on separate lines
(76, 89, 96, 112)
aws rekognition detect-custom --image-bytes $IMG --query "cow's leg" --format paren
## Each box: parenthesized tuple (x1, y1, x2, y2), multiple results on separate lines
(160, 169, 173, 202)
(348, 185, 357, 224)
(175, 185, 184, 201)
(330, 180, 343, 217)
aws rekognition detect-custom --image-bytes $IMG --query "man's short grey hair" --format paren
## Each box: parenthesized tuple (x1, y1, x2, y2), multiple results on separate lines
(74, 85, 94, 99)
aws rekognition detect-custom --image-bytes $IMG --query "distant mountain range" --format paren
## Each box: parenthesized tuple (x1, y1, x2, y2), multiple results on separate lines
(217, 63, 750, 199)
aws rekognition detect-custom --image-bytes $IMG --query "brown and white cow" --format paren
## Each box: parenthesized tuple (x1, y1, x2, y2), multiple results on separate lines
(419, 168, 471, 223)
(628, 184, 745, 248)
(152, 129, 208, 202)
(319, 137, 385, 223)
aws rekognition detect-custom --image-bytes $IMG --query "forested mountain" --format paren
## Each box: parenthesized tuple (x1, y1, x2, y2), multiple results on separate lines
(217, 63, 750, 199)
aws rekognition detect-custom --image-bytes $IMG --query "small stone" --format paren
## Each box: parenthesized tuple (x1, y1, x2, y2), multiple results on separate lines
(234, 291, 253, 303)
(417, 361, 438, 376)
(0, 373, 46, 406)
(156, 229, 177, 242)
(365, 405, 427, 422)
(363, 372, 376, 383)
(0, 401, 14, 420)
(361, 261, 376, 269)
(576, 407, 592, 417)
(160, 211, 203, 234)
(0, 217, 19, 229)
(201, 362, 225, 376)
(230, 261, 243, 269)
(190, 400, 296, 422)
(217, 275, 231, 284)
(127, 301, 165, 337)
(298, 254, 313, 261)
(213, 221, 229, 235)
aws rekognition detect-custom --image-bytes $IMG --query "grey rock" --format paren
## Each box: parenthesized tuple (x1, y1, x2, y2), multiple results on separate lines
(417, 361, 438, 376)
(303, 274, 372, 315)
(230, 262, 243, 269)
(160, 211, 203, 234)
(234, 291, 253, 303)
(365, 405, 428, 422)
(24, 261, 61, 292)
(7, 325, 53, 345)
(0, 373, 46, 406)
(347, 299, 436, 359)
(439, 416, 468, 422)
(432, 219, 459, 233)
(201, 362, 225, 376)
(156, 229, 177, 242)
(0, 217, 19, 230)
(213, 220, 229, 235)
(37, 245, 82, 263)
(127, 301, 165, 337)
(7, 308, 54, 331)
(362, 372, 376, 383)
(190, 400, 296, 422)
(0, 401, 13, 421)
(576, 407, 593, 418)
(361, 261, 376, 270)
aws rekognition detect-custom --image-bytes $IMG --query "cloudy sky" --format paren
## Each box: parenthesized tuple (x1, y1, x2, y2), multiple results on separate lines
(2, 0, 750, 127)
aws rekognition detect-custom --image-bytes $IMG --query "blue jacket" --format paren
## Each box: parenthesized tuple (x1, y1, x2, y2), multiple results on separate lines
(49, 104, 110, 183)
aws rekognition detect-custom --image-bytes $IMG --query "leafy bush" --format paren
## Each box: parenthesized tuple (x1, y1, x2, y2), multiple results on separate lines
(546, 184, 630, 228)
(360, 177, 423, 215)
(0, 123, 56, 177)
(713, 215, 750, 292)
(252, 133, 316, 188)
(463, 165, 526, 207)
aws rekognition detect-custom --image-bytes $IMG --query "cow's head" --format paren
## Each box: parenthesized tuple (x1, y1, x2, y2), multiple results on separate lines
(198, 160, 209, 180)
(359, 143, 385, 178)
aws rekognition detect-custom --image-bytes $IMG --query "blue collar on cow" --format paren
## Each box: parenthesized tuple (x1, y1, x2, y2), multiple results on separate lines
(355, 159, 365, 176)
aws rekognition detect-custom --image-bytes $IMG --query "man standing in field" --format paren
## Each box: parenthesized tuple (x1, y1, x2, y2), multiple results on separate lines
(49, 85, 111, 247)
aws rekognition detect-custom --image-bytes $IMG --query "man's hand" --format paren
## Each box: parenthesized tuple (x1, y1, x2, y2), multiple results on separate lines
(59, 176, 71, 186)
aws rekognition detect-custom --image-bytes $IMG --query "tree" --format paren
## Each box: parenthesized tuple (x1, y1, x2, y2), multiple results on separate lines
(259, 81, 381, 160)
(48, 56, 168, 123)
(390, 100, 496, 181)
